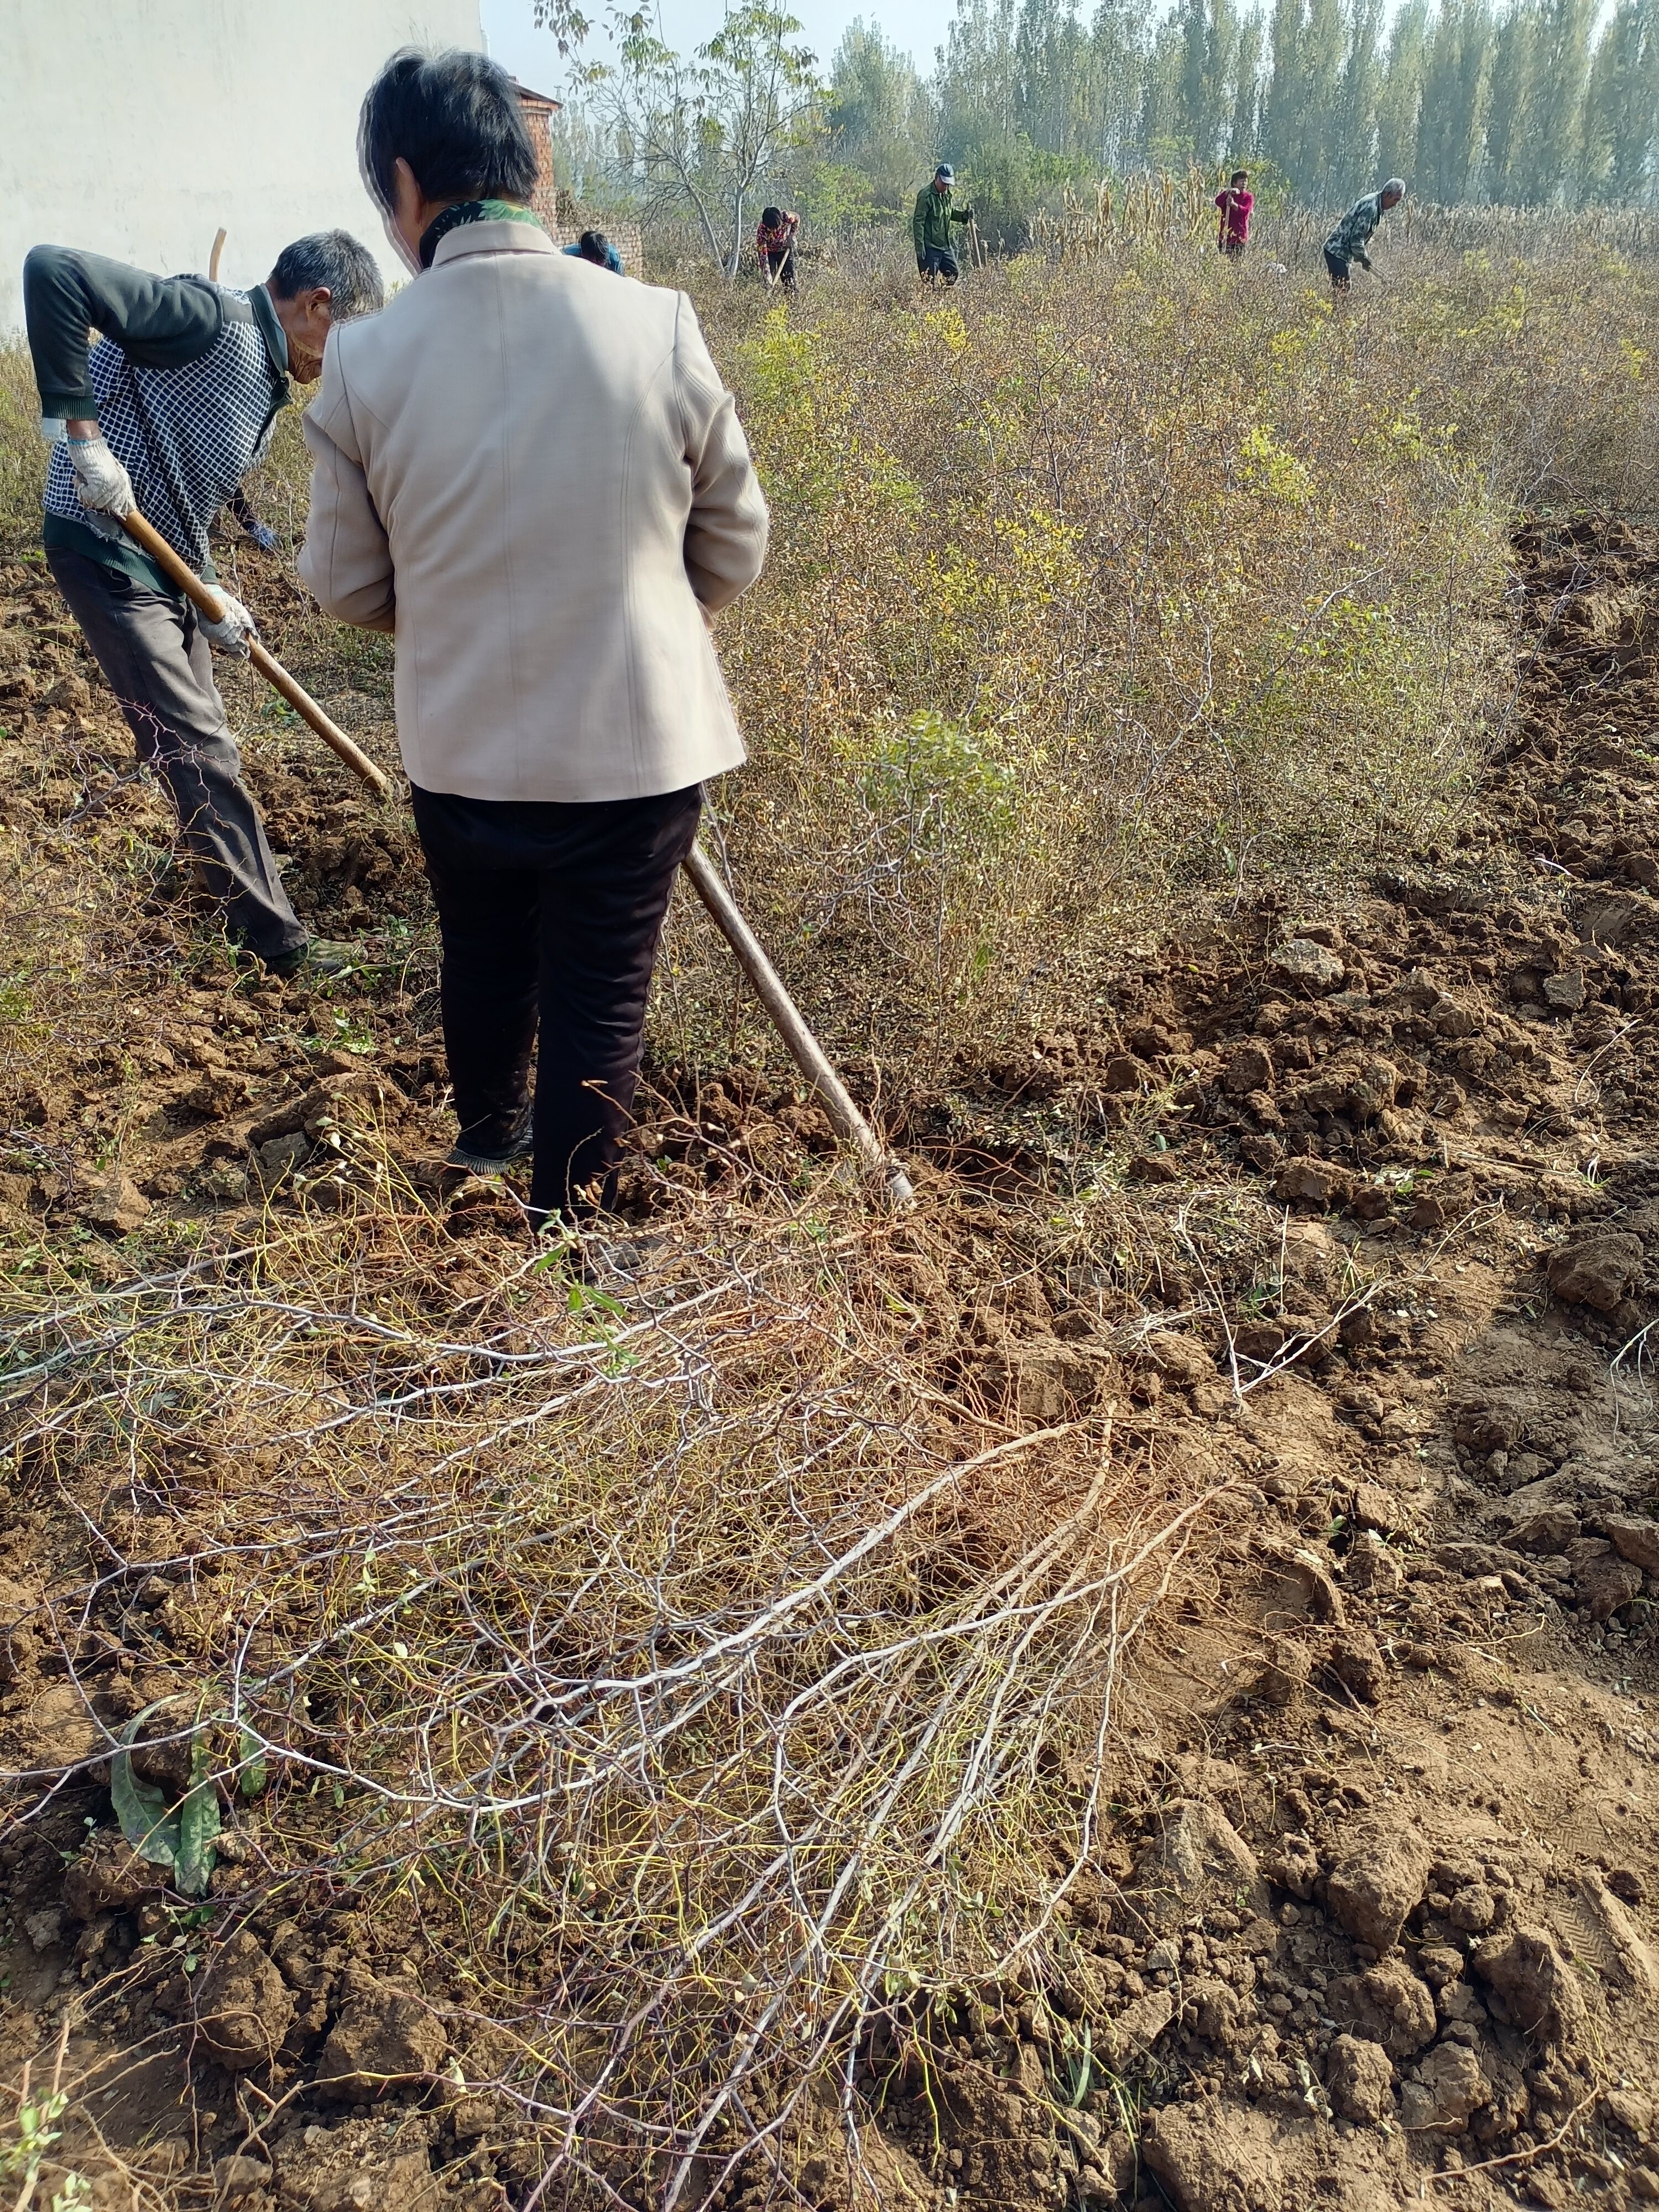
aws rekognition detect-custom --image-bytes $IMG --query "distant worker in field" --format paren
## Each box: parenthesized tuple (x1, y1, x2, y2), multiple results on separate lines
(302, 48, 767, 1223)
(914, 165, 974, 285)
(22, 229, 383, 975)
(757, 206, 801, 290)
(564, 229, 624, 273)
(1215, 170, 1253, 256)
(1323, 179, 1405, 294)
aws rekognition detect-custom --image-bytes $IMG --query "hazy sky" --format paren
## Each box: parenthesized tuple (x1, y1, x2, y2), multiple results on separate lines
(480, 0, 941, 94)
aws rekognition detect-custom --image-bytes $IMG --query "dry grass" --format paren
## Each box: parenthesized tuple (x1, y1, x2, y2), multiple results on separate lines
(2, 1162, 1250, 2202)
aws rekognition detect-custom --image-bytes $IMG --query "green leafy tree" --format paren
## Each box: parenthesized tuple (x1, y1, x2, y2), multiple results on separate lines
(1528, 0, 1597, 200)
(827, 19, 935, 212)
(1483, 0, 1537, 200)
(1375, 0, 1427, 184)
(1580, 0, 1659, 202)
(1417, 0, 1491, 200)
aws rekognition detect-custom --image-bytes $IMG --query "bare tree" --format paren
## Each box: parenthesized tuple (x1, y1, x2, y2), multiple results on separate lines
(591, 4, 823, 275)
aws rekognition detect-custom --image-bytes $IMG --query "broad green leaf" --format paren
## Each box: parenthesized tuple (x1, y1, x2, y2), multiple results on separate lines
(174, 1743, 221, 1899)
(110, 1713, 182, 1872)
(238, 1729, 268, 1799)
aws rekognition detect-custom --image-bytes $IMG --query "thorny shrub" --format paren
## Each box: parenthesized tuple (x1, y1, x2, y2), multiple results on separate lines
(3, 232, 1656, 1076)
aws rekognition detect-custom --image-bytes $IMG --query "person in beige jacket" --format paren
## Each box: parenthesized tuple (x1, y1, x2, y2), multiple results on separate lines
(299, 48, 768, 1222)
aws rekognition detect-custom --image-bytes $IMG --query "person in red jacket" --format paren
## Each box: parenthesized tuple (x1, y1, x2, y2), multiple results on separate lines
(1215, 171, 1254, 257)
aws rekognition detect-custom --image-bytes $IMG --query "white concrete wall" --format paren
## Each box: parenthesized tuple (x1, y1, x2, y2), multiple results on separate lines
(0, 0, 484, 336)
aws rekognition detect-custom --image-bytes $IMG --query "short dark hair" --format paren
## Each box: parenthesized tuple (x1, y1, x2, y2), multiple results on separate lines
(358, 48, 539, 217)
(268, 231, 384, 321)
(1231, 169, 1249, 183)
(577, 231, 612, 264)
(761, 206, 782, 228)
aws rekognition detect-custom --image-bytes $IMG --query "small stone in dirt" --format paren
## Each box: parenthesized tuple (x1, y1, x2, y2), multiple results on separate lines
(1262, 1831, 1319, 1901)
(1272, 938, 1346, 991)
(1572, 1542, 1644, 1621)
(1606, 1514, 1659, 1575)
(1627, 2171, 1659, 2205)
(1350, 1481, 1403, 1536)
(1447, 1883, 1496, 1933)
(1326, 1628, 1386, 1704)
(195, 1931, 295, 2072)
(1609, 1867, 1647, 1907)
(1345, 1531, 1404, 1597)
(23, 1908, 62, 1952)
(1415, 1944, 1464, 1990)
(1542, 967, 1587, 1011)
(1625, 853, 1659, 892)
(1399, 2041, 1491, 2128)
(1546, 1230, 1644, 1312)
(1326, 1820, 1431, 1954)
(1326, 2034, 1394, 2124)
(79, 1169, 150, 1235)
(1223, 1042, 1275, 1095)
(1102, 1053, 1145, 1093)
(1250, 1635, 1312, 1706)
(213, 2154, 273, 2198)
(1274, 1158, 1356, 1210)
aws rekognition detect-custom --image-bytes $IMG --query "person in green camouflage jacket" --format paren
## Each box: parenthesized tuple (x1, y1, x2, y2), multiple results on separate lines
(913, 166, 975, 284)
(1324, 180, 1404, 293)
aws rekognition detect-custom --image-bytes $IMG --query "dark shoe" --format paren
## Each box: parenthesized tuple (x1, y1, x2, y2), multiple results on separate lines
(265, 937, 362, 979)
(446, 1114, 533, 1177)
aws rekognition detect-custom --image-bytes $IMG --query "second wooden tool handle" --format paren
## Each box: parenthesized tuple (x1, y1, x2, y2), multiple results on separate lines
(117, 510, 389, 797)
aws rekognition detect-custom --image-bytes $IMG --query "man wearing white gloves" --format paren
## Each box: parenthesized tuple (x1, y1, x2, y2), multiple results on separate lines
(23, 232, 382, 972)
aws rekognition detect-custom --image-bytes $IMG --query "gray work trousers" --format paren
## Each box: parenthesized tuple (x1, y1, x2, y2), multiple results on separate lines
(47, 546, 306, 961)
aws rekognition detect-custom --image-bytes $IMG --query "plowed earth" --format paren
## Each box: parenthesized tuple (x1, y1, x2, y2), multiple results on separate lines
(4, 515, 1659, 2210)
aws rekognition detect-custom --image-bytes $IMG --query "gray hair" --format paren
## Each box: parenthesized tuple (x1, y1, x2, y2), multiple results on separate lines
(268, 230, 384, 321)
(1382, 178, 1406, 197)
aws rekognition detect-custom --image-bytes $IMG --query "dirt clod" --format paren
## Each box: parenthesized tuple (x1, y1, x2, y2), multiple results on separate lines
(1324, 1820, 1432, 1953)
(314, 1987, 447, 2099)
(1546, 1230, 1645, 1310)
(195, 1931, 295, 2072)
(1326, 2034, 1394, 2124)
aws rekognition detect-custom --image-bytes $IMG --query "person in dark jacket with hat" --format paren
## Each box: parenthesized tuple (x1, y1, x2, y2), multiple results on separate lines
(913, 166, 974, 284)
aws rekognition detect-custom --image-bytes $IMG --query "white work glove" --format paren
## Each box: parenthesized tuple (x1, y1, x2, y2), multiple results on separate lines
(66, 432, 135, 542)
(197, 591, 260, 658)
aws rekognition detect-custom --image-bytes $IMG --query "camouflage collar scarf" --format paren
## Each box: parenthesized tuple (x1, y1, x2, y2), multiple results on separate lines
(418, 200, 543, 269)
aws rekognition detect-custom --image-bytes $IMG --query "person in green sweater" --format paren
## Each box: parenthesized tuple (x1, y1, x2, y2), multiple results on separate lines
(913, 165, 975, 284)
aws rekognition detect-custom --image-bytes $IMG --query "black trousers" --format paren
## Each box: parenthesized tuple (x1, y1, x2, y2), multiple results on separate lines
(410, 781, 702, 1218)
(46, 546, 306, 960)
(1324, 247, 1352, 289)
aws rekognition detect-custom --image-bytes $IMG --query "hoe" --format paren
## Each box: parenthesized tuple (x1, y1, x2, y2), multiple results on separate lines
(116, 507, 915, 1209)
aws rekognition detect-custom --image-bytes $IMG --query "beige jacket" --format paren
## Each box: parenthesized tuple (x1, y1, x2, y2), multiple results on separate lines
(297, 221, 768, 803)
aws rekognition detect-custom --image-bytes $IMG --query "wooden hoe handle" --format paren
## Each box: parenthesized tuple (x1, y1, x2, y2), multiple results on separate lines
(118, 510, 389, 797)
(681, 841, 914, 1209)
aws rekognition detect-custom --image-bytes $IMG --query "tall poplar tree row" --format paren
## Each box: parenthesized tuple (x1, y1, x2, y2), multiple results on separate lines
(843, 0, 1659, 212)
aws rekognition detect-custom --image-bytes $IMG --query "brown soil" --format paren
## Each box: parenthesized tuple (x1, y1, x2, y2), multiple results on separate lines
(4, 515, 1659, 2208)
